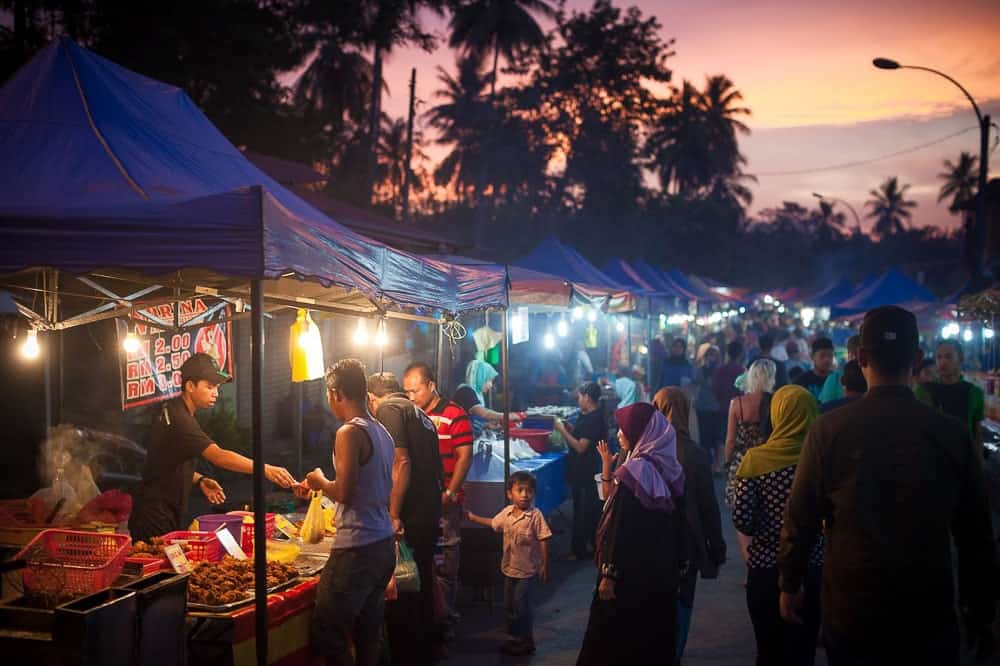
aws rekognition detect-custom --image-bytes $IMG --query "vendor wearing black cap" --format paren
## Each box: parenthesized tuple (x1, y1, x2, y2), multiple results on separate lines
(778, 306, 995, 664)
(129, 353, 297, 541)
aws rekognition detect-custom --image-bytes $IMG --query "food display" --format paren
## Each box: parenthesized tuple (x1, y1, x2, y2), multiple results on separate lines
(130, 536, 193, 559)
(188, 558, 298, 607)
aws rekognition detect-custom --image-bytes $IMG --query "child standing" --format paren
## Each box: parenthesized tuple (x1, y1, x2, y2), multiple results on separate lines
(466, 470, 551, 656)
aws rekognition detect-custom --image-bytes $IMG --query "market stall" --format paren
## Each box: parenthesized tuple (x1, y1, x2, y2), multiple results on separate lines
(0, 37, 507, 666)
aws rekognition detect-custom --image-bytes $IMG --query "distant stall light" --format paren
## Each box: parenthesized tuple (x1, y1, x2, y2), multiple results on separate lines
(777, 305, 786, 314)
(615, 320, 626, 333)
(801, 307, 816, 327)
(940, 322, 960, 339)
(21, 329, 40, 360)
(739, 306, 746, 314)
(962, 328, 973, 342)
(667, 314, 687, 326)
(763, 294, 774, 304)
(543, 331, 556, 350)
(572, 307, 584, 321)
(353, 318, 368, 346)
(374, 318, 388, 348)
(638, 344, 649, 355)
(985, 328, 995, 340)
(556, 317, 569, 337)
(122, 326, 141, 354)
(587, 308, 598, 323)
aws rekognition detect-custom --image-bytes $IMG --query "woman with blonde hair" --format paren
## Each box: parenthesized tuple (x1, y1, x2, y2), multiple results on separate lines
(724, 358, 776, 566)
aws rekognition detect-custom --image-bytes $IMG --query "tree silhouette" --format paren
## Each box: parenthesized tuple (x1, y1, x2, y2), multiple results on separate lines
(866, 176, 917, 238)
(937, 151, 978, 213)
(448, 0, 555, 99)
(376, 116, 429, 213)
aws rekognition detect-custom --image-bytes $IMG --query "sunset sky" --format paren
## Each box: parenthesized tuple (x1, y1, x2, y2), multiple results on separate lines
(365, 0, 1000, 232)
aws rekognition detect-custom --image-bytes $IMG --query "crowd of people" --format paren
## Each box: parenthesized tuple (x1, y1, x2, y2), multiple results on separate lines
(272, 302, 995, 666)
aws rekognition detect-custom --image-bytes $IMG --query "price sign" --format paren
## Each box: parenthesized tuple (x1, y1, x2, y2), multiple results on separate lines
(164, 544, 193, 574)
(118, 297, 234, 410)
(214, 526, 247, 559)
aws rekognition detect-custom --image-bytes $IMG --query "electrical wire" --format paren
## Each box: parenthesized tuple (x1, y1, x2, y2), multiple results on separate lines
(442, 319, 467, 344)
(755, 126, 980, 177)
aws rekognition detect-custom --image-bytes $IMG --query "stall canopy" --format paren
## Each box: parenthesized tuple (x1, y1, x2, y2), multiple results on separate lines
(0, 37, 506, 317)
(515, 238, 635, 311)
(832, 268, 936, 317)
(804, 278, 856, 308)
(427, 254, 572, 308)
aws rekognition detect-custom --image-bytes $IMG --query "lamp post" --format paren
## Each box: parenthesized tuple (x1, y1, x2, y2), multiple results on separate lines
(813, 192, 862, 234)
(873, 57, 990, 277)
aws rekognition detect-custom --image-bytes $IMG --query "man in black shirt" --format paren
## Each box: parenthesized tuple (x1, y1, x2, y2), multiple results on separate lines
(129, 353, 296, 541)
(554, 382, 606, 560)
(818, 360, 867, 414)
(792, 337, 834, 399)
(368, 372, 442, 664)
(779, 306, 996, 664)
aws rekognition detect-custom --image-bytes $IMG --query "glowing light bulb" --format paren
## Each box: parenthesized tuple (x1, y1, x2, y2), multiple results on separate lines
(122, 331, 141, 354)
(587, 309, 598, 323)
(21, 329, 40, 360)
(616, 320, 625, 333)
(353, 318, 368, 346)
(374, 320, 388, 348)
(985, 328, 995, 340)
(777, 305, 786, 314)
(572, 307, 583, 321)
(638, 345, 648, 355)
(739, 307, 746, 314)
(763, 295, 774, 304)
(556, 318, 569, 337)
(543, 332, 555, 350)
(962, 328, 973, 342)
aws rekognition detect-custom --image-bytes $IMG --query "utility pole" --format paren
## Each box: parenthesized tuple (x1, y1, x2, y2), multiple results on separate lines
(402, 68, 416, 223)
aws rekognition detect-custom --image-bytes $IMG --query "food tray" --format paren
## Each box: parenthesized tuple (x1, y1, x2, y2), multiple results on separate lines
(291, 554, 328, 577)
(15, 529, 131, 597)
(186, 576, 301, 613)
(162, 531, 222, 562)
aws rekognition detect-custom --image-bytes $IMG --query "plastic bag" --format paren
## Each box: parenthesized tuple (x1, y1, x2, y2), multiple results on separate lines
(300, 491, 325, 544)
(394, 540, 421, 593)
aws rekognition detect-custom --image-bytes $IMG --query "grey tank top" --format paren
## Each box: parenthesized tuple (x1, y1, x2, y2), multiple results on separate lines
(332, 416, 395, 550)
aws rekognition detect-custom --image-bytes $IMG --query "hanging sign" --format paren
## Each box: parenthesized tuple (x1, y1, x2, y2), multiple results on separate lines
(117, 297, 234, 410)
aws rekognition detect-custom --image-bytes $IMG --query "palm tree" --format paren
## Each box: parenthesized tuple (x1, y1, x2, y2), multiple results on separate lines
(865, 176, 917, 238)
(427, 59, 494, 198)
(293, 43, 373, 127)
(376, 116, 428, 212)
(448, 0, 555, 99)
(937, 151, 978, 212)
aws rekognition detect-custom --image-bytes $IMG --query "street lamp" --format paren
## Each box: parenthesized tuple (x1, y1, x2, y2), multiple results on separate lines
(873, 57, 991, 277)
(813, 192, 862, 234)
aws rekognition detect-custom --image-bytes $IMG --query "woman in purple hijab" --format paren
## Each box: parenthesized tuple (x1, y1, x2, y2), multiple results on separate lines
(576, 403, 688, 666)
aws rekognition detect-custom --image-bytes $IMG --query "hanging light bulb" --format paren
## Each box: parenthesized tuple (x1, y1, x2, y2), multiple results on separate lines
(543, 331, 555, 350)
(616, 320, 626, 333)
(587, 308, 598, 322)
(21, 329, 40, 360)
(572, 307, 583, 321)
(985, 328, 995, 340)
(290, 309, 325, 381)
(556, 317, 569, 337)
(962, 328, 973, 342)
(353, 318, 368, 346)
(374, 318, 388, 348)
(122, 321, 141, 354)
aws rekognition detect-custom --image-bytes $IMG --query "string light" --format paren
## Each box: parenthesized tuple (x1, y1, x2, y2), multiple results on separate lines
(571, 307, 583, 321)
(21, 329, 40, 360)
(615, 320, 626, 333)
(985, 328, 995, 340)
(962, 328, 973, 342)
(556, 317, 569, 337)
(587, 308, 598, 323)
(353, 318, 368, 346)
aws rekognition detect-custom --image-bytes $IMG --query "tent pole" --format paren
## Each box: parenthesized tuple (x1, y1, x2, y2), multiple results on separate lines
(294, 382, 303, 480)
(436, 322, 445, 390)
(251, 279, 268, 666)
(501, 309, 511, 490)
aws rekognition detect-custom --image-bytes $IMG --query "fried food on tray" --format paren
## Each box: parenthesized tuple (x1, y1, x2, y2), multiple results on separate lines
(187, 558, 298, 606)
(130, 536, 193, 559)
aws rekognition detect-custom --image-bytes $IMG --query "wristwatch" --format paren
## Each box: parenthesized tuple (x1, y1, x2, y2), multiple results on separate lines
(444, 489, 454, 499)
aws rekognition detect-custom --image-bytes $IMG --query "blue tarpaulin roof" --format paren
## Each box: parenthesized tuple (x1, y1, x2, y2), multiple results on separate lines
(516, 237, 627, 293)
(833, 268, 936, 316)
(0, 38, 505, 314)
(805, 278, 856, 308)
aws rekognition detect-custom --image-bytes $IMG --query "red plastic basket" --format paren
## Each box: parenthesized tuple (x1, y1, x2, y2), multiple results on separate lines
(14, 529, 131, 598)
(124, 555, 170, 575)
(510, 428, 552, 454)
(161, 531, 222, 562)
(227, 511, 275, 556)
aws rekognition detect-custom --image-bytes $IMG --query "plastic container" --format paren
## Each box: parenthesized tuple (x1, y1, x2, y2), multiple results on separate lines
(226, 510, 276, 556)
(15, 529, 131, 598)
(510, 427, 552, 454)
(194, 514, 244, 544)
(114, 571, 189, 666)
(162, 530, 222, 562)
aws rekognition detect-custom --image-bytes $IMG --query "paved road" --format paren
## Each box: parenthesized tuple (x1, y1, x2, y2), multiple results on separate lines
(447, 477, 813, 665)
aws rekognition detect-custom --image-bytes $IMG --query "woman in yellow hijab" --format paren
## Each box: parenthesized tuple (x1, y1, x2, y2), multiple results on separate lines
(732, 385, 823, 666)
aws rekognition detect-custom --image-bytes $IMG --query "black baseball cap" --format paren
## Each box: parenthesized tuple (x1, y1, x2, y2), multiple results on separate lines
(181, 353, 232, 385)
(860, 306, 919, 356)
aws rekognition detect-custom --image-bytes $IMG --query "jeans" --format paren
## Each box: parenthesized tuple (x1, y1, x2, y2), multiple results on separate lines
(746, 566, 822, 666)
(386, 524, 439, 663)
(312, 537, 395, 666)
(571, 481, 600, 559)
(504, 576, 535, 641)
(435, 502, 462, 626)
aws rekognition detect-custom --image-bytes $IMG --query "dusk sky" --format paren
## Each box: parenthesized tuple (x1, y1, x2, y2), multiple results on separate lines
(357, 0, 1000, 232)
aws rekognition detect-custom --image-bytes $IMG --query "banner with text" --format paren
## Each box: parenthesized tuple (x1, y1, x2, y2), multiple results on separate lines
(118, 298, 234, 410)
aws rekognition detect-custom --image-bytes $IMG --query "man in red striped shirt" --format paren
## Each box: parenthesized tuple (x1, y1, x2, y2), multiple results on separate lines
(403, 362, 473, 642)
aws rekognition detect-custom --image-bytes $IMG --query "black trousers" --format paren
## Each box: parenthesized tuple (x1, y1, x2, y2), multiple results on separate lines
(824, 620, 960, 666)
(385, 523, 439, 664)
(571, 481, 600, 559)
(746, 566, 822, 666)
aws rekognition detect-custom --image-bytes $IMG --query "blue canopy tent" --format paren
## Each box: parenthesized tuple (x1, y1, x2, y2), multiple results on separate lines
(0, 37, 506, 316)
(832, 268, 936, 317)
(804, 278, 856, 308)
(516, 237, 635, 312)
(0, 38, 507, 663)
